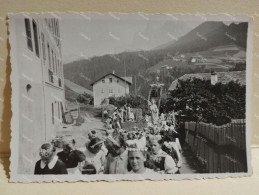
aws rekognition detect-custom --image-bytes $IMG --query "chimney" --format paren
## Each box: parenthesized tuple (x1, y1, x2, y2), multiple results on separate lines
(211, 71, 218, 85)
(112, 70, 115, 74)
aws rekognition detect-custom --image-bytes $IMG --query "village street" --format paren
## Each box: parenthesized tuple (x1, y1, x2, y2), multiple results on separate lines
(57, 107, 195, 174)
(57, 107, 105, 149)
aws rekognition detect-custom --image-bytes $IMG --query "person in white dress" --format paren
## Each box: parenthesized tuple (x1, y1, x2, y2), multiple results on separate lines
(81, 138, 106, 174)
(149, 99, 159, 125)
(129, 110, 135, 121)
(160, 113, 165, 121)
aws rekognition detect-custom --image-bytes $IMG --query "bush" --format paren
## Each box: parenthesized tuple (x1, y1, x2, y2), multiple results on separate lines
(165, 78, 245, 126)
(109, 94, 149, 115)
(76, 93, 93, 105)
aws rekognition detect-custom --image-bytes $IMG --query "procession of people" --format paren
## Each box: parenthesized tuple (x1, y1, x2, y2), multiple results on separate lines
(34, 99, 183, 175)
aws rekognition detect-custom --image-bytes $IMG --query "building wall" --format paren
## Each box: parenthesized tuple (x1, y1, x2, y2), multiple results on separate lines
(93, 75, 130, 106)
(38, 17, 65, 143)
(13, 16, 65, 174)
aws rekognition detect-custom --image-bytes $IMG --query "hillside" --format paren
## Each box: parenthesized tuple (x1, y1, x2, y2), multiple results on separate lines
(157, 22, 248, 53)
(65, 79, 93, 95)
(63, 21, 248, 99)
(64, 79, 93, 101)
(148, 44, 245, 73)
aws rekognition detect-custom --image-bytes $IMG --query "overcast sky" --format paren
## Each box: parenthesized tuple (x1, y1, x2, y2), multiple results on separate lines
(59, 13, 208, 63)
(58, 12, 253, 64)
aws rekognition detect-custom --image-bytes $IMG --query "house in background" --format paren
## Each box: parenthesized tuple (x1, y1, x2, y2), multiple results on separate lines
(10, 16, 65, 174)
(168, 71, 246, 91)
(91, 72, 132, 106)
(189, 56, 206, 64)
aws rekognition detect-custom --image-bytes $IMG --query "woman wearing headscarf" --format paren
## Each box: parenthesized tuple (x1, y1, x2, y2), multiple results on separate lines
(146, 135, 178, 174)
(81, 138, 106, 174)
(34, 143, 67, 175)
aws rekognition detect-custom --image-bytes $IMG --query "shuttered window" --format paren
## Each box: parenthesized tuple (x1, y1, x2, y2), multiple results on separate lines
(32, 20, 39, 57)
(24, 18, 33, 51)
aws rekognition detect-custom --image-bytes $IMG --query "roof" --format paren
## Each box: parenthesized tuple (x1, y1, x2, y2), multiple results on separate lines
(64, 79, 93, 96)
(122, 76, 133, 83)
(91, 73, 132, 86)
(168, 71, 246, 91)
(190, 56, 203, 58)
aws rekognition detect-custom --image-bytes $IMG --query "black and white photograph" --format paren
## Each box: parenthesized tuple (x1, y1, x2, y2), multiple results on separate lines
(8, 13, 252, 182)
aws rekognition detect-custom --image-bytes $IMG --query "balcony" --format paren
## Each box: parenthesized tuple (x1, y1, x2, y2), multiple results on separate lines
(48, 69, 54, 83)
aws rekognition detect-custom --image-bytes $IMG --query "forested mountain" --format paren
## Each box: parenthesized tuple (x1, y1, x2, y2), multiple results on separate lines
(156, 21, 248, 52)
(64, 21, 248, 99)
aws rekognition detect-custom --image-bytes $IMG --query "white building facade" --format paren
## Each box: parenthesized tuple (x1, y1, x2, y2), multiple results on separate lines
(91, 73, 132, 106)
(10, 16, 65, 174)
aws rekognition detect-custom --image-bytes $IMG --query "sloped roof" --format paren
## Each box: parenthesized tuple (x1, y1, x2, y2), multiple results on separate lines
(168, 71, 246, 91)
(122, 76, 133, 84)
(91, 73, 132, 86)
(65, 79, 93, 96)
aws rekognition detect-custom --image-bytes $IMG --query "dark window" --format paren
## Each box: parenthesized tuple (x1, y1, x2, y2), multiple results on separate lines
(48, 20, 51, 31)
(56, 57, 59, 76)
(59, 61, 61, 77)
(50, 19, 52, 33)
(60, 61, 63, 77)
(41, 33, 46, 61)
(59, 60, 61, 77)
(52, 103, 54, 124)
(57, 60, 59, 77)
(102, 79, 105, 83)
(48, 69, 54, 83)
(32, 20, 39, 57)
(55, 20, 59, 46)
(47, 43, 51, 69)
(52, 19, 54, 34)
(109, 78, 112, 83)
(117, 79, 119, 83)
(58, 102, 60, 119)
(26, 84, 32, 92)
(54, 54, 56, 74)
(51, 50, 54, 72)
(24, 18, 33, 51)
(58, 78, 62, 87)
(55, 55, 57, 74)
(55, 55, 58, 75)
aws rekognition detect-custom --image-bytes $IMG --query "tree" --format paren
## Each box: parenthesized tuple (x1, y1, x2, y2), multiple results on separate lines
(76, 93, 93, 105)
(109, 94, 149, 115)
(165, 78, 245, 125)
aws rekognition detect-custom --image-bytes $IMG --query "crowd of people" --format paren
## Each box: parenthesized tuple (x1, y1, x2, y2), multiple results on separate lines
(34, 104, 182, 175)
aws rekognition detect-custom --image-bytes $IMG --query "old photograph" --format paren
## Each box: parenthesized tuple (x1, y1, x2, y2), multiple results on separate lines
(8, 13, 252, 182)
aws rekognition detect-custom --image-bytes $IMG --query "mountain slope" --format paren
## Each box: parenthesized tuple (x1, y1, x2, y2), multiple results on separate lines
(63, 21, 248, 98)
(158, 22, 248, 53)
(65, 79, 93, 96)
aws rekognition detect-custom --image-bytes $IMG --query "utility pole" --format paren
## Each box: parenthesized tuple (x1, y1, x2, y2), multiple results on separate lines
(124, 60, 126, 95)
(135, 75, 137, 94)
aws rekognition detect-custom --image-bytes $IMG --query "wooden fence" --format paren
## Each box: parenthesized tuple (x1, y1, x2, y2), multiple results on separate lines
(185, 119, 247, 173)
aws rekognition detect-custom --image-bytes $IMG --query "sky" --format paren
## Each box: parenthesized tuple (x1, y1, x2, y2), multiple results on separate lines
(59, 13, 206, 64)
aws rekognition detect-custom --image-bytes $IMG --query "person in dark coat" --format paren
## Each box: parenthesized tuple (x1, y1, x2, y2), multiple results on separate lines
(34, 143, 67, 175)
(57, 135, 86, 174)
